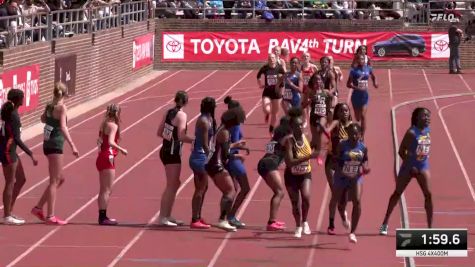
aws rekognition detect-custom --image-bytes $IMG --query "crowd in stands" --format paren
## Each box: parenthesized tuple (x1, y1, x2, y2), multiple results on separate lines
(155, 0, 475, 22)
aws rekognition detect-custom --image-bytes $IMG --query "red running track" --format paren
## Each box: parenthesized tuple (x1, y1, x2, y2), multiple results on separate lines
(0, 69, 474, 267)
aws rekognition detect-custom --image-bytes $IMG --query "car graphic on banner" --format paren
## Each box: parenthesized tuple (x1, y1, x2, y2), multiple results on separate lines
(372, 34, 426, 57)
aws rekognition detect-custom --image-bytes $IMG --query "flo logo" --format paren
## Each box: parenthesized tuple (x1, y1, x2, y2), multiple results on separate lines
(163, 33, 184, 60)
(431, 34, 450, 59)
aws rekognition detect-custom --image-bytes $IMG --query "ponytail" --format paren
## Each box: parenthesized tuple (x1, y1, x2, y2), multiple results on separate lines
(53, 82, 67, 105)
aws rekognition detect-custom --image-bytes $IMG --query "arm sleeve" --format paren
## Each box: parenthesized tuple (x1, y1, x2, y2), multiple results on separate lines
(12, 112, 33, 157)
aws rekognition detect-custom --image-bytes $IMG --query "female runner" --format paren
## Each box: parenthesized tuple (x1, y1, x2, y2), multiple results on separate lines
(283, 107, 319, 238)
(157, 91, 194, 226)
(32, 83, 79, 225)
(328, 123, 370, 243)
(380, 107, 432, 235)
(257, 116, 292, 231)
(300, 51, 318, 127)
(282, 57, 303, 113)
(205, 107, 248, 232)
(224, 96, 250, 228)
(189, 97, 216, 229)
(347, 54, 378, 137)
(94, 104, 127, 225)
(305, 74, 331, 165)
(1, 89, 38, 225)
(324, 103, 353, 231)
(257, 53, 286, 134)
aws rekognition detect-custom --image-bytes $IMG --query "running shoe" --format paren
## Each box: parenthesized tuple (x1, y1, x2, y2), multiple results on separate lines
(190, 219, 211, 229)
(379, 224, 388, 236)
(158, 217, 177, 227)
(168, 217, 185, 226)
(3, 215, 25, 225)
(31, 207, 45, 222)
(327, 227, 336, 235)
(294, 226, 303, 238)
(349, 233, 357, 243)
(46, 216, 67, 225)
(266, 222, 285, 231)
(303, 221, 311, 235)
(216, 220, 237, 232)
(275, 221, 286, 226)
(228, 217, 246, 229)
(99, 217, 118, 226)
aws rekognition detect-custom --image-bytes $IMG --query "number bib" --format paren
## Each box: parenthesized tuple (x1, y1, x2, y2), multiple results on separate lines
(357, 80, 368, 90)
(283, 89, 293, 100)
(265, 141, 277, 154)
(342, 160, 360, 178)
(162, 123, 174, 141)
(267, 75, 278, 86)
(415, 136, 430, 160)
(291, 162, 310, 175)
(44, 124, 54, 141)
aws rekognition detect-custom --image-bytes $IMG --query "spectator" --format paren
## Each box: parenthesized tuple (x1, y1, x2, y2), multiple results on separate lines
(377, 1, 401, 20)
(305, 0, 328, 19)
(448, 22, 463, 74)
(236, 0, 251, 18)
(222, 0, 234, 19)
(267, 0, 286, 19)
(22, 0, 51, 42)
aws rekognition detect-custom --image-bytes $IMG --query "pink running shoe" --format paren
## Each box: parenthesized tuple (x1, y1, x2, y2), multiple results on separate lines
(46, 216, 67, 225)
(190, 219, 211, 229)
(327, 227, 336, 235)
(31, 207, 45, 222)
(275, 221, 286, 226)
(267, 222, 285, 231)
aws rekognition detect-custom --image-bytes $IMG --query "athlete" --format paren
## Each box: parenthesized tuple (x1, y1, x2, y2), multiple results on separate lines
(324, 103, 353, 230)
(283, 107, 319, 238)
(347, 54, 378, 137)
(224, 96, 250, 228)
(305, 73, 331, 165)
(32, 82, 79, 225)
(206, 107, 248, 232)
(300, 51, 318, 127)
(328, 123, 370, 243)
(352, 45, 372, 68)
(328, 56, 343, 108)
(257, 116, 292, 231)
(274, 46, 287, 72)
(316, 56, 337, 121)
(380, 107, 432, 235)
(94, 104, 127, 225)
(282, 57, 303, 113)
(157, 91, 194, 227)
(257, 53, 285, 134)
(189, 97, 216, 229)
(1, 89, 38, 225)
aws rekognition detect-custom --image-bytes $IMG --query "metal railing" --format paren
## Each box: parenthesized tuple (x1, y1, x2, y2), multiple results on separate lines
(0, 0, 152, 48)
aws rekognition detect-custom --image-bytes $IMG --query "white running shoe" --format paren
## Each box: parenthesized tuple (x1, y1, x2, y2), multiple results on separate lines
(349, 233, 357, 243)
(168, 217, 185, 226)
(379, 224, 388, 236)
(303, 221, 311, 235)
(3, 216, 25, 225)
(294, 226, 303, 238)
(216, 220, 237, 232)
(158, 217, 177, 227)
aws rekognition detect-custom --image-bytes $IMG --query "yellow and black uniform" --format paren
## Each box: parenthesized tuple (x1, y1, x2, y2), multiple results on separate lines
(43, 105, 65, 155)
(0, 110, 33, 165)
(284, 135, 312, 189)
(325, 120, 352, 169)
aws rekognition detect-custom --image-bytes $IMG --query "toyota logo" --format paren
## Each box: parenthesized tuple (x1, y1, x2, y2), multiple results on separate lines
(166, 40, 182, 53)
(433, 39, 448, 52)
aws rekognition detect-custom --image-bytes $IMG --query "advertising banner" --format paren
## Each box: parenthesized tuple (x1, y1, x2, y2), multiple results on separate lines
(133, 33, 155, 70)
(0, 64, 40, 114)
(162, 32, 449, 62)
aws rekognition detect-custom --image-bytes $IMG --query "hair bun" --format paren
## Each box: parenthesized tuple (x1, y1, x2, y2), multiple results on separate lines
(224, 96, 232, 104)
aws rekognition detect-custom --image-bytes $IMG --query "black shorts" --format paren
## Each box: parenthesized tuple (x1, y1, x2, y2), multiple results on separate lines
(309, 114, 326, 128)
(257, 157, 279, 177)
(159, 148, 181, 165)
(262, 87, 282, 100)
(205, 163, 225, 177)
(284, 169, 311, 190)
(0, 152, 17, 166)
(43, 147, 63, 155)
